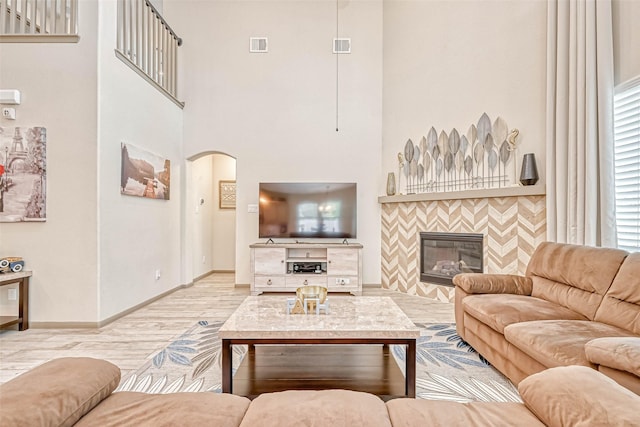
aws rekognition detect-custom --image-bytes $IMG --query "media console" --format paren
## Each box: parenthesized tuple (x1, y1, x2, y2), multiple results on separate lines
(250, 242, 363, 296)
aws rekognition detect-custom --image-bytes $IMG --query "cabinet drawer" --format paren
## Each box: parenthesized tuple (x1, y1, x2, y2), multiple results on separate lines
(254, 276, 285, 288)
(285, 275, 328, 289)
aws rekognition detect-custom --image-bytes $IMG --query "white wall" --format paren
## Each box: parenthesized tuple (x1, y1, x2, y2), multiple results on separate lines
(211, 154, 236, 271)
(0, 0, 100, 323)
(191, 154, 215, 278)
(613, 0, 640, 85)
(97, 0, 184, 320)
(165, 0, 383, 285)
(382, 0, 548, 189)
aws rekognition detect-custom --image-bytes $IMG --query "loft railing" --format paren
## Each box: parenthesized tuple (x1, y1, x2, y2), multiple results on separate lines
(0, 0, 79, 42)
(116, 0, 183, 107)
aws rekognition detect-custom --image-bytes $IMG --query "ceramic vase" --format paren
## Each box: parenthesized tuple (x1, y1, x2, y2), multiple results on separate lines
(519, 153, 539, 186)
(386, 172, 396, 196)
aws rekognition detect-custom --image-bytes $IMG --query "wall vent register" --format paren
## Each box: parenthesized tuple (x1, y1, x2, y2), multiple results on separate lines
(250, 37, 268, 53)
(333, 38, 351, 54)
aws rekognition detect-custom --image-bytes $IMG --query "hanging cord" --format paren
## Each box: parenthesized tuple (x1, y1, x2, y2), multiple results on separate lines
(335, 0, 339, 132)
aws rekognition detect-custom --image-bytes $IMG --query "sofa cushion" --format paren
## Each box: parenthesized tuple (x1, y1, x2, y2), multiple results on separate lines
(597, 366, 640, 395)
(238, 389, 392, 427)
(518, 366, 640, 427)
(0, 357, 120, 427)
(595, 252, 640, 334)
(504, 320, 632, 368)
(462, 294, 586, 334)
(453, 273, 533, 295)
(526, 242, 627, 320)
(75, 392, 250, 427)
(585, 337, 640, 377)
(386, 399, 545, 427)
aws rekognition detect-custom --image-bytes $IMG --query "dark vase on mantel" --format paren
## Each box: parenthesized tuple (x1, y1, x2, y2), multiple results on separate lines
(519, 153, 539, 186)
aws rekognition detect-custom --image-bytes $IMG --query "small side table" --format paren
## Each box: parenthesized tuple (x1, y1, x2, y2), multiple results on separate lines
(0, 271, 30, 331)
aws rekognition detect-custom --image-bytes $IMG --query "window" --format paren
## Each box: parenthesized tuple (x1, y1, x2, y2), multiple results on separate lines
(614, 77, 640, 252)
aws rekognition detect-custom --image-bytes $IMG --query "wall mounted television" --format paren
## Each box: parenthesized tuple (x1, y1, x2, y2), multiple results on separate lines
(259, 183, 357, 239)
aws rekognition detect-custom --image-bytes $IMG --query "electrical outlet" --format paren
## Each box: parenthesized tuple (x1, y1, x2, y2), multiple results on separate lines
(2, 107, 16, 120)
(155, 269, 161, 280)
(8, 289, 17, 300)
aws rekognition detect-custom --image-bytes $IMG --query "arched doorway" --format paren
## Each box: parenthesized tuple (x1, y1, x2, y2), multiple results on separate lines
(188, 151, 236, 281)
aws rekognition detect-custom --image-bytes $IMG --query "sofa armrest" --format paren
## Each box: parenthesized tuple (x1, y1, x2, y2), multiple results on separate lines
(518, 366, 640, 427)
(0, 357, 120, 427)
(453, 273, 532, 295)
(585, 337, 640, 377)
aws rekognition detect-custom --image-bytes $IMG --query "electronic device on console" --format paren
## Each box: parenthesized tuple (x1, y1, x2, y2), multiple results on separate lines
(289, 262, 323, 274)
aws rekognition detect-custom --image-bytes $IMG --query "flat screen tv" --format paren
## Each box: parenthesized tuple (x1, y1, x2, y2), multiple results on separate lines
(259, 183, 357, 239)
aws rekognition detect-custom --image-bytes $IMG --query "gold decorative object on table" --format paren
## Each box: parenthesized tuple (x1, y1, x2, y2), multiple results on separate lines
(288, 286, 329, 315)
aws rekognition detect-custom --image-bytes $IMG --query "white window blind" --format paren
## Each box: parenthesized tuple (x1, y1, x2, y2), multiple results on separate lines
(614, 77, 640, 252)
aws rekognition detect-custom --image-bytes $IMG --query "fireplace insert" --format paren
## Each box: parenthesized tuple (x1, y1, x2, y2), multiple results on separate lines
(420, 232, 483, 286)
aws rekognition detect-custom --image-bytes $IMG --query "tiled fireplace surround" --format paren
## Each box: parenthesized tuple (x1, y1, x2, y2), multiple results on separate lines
(379, 187, 547, 303)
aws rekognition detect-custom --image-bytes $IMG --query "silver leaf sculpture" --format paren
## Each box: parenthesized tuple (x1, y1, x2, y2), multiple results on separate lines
(473, 141, 484, 187)
(467, 124, 477, 148)
(477, 113, 491, 152)
(464, 155, 473, 182)
(455, 152, 464, 190)
(448, 129, 460, 190)
(487, 133, 498, 187)
(404, 139, 414, 191)
(499, 140, 511, 186)
(460, 135, 469, 157)
(394, 115, 519, 193)
(419, 136, 427, 160)
(438, 131, 448, 189)
(492, 117, 508, 148)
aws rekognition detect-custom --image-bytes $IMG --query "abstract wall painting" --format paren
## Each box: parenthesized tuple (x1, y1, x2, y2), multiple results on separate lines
(0, 127, 47, 222)
(120, 143, 170, 200)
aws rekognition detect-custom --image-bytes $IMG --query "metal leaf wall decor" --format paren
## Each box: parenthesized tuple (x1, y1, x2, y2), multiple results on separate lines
(394, 113, 520, 194)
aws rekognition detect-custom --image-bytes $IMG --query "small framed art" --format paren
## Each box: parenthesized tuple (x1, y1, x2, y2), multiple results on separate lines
(219, 180, 236, 209)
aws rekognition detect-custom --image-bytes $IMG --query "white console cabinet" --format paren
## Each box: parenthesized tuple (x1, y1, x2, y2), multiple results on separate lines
(250, 243, 363, 296)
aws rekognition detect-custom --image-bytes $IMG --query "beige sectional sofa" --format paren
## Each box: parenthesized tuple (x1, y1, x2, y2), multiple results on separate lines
(454, 241, 640, 393)
(1, 357, 640, 426)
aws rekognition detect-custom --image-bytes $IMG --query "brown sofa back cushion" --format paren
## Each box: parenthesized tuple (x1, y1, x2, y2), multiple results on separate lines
(525, 242, 627, 320)
(518, 365, 640, 427)
(0, 358, 120, 427)
(238, 389, 392, 427)
(595, 253, 640, 334)
(75, 392, 250, 427)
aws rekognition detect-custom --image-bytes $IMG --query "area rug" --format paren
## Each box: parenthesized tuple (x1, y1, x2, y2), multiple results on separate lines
(117, 321, 521, 403)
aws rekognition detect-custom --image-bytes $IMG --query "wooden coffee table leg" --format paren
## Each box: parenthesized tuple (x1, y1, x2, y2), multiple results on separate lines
(406, 339, 416, 397)
(222, 339, 232, 393)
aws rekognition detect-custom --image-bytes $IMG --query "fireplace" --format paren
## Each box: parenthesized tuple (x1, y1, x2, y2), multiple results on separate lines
(420, 232, 483, 286)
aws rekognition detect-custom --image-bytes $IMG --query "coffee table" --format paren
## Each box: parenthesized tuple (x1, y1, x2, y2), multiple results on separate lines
(219, 296, 420, 397)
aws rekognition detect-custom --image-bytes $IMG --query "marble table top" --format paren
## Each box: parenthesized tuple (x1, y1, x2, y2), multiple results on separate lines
(219, 296, 420, 339)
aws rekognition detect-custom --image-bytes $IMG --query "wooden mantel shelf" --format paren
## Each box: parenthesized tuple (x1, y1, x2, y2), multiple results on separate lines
(378, 184, 546, 204)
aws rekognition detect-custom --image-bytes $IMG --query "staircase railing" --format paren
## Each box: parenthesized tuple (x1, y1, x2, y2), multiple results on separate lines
(116, 0, 183, 107)
(0, 0, 79, 42)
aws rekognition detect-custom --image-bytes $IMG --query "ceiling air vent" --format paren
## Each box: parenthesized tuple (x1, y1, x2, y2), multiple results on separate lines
(333, 38, 351, 54)
(249, 37, 268, 53)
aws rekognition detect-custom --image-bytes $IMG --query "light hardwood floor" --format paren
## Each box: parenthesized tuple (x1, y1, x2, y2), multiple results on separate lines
(0, 273, 454, 384)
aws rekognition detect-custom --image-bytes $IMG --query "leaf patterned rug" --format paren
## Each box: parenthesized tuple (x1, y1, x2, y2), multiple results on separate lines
(117, 321, 521, 403)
